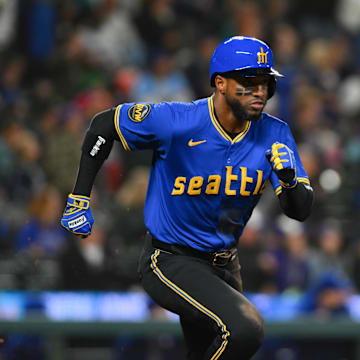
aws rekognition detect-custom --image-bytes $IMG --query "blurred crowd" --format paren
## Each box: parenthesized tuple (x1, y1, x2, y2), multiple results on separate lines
(1, 0, 360, 319)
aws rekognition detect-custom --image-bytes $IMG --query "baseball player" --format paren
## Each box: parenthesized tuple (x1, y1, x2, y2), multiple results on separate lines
(61, 36, 313, 359)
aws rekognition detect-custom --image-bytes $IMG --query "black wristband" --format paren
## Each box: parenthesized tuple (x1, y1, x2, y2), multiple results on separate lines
(279, 182, 313, 221)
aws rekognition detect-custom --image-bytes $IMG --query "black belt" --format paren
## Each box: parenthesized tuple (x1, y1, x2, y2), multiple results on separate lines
(151, 237, 238, 267)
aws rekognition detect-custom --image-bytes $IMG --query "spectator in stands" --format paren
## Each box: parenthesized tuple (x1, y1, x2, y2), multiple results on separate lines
(131, 50, 193, 103)
(307, 219, 348, 285)
(2, 121, 45, 203)
(15, 185, 68, 259)
(301, 270, 353, 319)
(237, 209, 277, 293)
(58, 224, 124, 290)
(77, 0, 145, 69)
(185, 36, 219, 99)
(41, 104, 85, 196)
(14, 185, 67, 289)
(272, 215, 311, 292)
(107, 166, 151, 288)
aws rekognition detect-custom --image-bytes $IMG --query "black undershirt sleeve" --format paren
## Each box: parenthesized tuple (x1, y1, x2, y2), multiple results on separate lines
(73, 108, 118, 196)
(278, 182, 314, 221)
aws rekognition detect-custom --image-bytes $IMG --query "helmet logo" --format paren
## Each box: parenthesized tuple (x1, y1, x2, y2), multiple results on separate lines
(257, 47, 268, 64)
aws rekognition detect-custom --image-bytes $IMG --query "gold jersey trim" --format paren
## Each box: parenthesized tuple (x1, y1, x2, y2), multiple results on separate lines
(114, 105, 131, 151)
(208, 96, 251, 144)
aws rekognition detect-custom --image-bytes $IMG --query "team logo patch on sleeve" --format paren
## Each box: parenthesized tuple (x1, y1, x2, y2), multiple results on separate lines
(128, 104, 151, 122)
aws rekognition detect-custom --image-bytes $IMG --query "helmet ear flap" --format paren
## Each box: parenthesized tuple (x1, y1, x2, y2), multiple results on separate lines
(267, 76, 276, 99)
(210, 73, 218, 87)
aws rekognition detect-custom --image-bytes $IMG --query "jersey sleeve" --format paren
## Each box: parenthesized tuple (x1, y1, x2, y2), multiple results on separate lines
(270, 123, 311, 196)
(113, 102, 174, 155)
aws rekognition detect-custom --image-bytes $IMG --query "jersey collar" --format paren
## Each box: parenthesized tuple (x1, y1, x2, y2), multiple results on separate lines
(207, 96, 251, 144)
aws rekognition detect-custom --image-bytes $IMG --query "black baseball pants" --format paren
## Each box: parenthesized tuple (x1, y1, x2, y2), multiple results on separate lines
(138, 234, 264, 360)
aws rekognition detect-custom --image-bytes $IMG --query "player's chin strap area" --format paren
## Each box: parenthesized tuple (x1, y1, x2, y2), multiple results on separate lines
(151, 236, 238, 267)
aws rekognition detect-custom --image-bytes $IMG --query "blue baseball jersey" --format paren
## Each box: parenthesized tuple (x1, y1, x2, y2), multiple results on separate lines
(113, 96, 310, 251)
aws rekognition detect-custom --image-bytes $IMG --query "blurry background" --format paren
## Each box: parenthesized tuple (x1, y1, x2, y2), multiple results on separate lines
(1, 0, 360, 359)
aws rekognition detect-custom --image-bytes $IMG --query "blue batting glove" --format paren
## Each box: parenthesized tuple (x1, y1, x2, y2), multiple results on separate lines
(265, 142, 297, 188)
(61, 194, 94, 237)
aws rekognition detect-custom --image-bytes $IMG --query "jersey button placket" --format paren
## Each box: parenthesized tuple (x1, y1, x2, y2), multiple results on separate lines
(221, 143, 233, 196)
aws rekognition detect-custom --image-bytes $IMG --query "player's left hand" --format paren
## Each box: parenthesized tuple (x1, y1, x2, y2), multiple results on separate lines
(265, 142, 297, 188)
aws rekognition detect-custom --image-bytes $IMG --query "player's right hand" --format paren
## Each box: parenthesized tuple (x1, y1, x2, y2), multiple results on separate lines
(61, 194, 94, 237)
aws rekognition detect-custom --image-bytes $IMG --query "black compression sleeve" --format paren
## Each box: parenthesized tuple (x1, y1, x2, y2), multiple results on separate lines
(278, 182, 314, 221)
(73, 108, 118, 196)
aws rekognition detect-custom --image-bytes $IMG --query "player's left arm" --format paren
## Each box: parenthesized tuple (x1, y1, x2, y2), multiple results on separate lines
(278, 181, 313, 221)
(266, 133, 313, 222)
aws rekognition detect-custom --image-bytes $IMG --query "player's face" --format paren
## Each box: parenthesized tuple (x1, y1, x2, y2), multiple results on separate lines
(225, 75, 269, 122)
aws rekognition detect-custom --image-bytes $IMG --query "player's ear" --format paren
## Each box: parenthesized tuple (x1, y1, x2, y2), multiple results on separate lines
(215, 75, 227, 95)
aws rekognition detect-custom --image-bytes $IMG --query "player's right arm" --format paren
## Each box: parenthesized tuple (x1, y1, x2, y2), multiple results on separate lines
(61, 108, 118, 237)
(61, 103, 174, 237)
